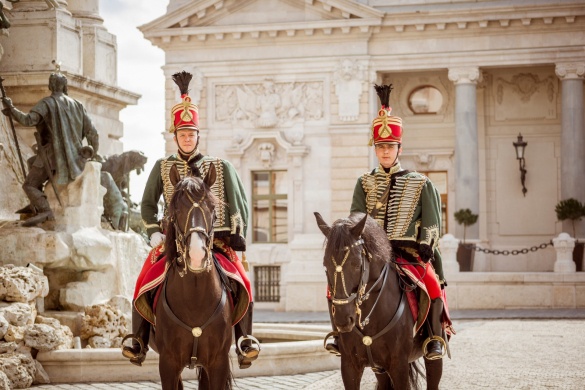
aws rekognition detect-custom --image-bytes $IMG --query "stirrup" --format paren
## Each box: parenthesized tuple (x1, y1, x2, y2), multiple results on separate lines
(236, 335, 261, 358)
(323, 331, 341, 356)
(236, 335, 260, 369)
(422, 335, 447, 360)
(121, 334, 146, 365)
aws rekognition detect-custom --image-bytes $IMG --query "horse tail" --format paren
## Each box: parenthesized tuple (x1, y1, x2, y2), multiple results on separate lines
(408, 360, 425, 390)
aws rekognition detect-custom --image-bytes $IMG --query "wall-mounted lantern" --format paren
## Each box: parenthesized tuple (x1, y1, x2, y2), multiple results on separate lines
(513, 133, 528, 196)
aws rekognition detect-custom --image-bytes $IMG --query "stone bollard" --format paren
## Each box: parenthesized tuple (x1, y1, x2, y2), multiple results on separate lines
(552, 232, 576, 273)
(439, 233, 460, 275)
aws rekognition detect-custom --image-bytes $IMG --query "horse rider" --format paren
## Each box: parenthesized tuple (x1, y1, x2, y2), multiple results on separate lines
(122, 71, 260, 368)
(2, 71, 99, 227)
(325, 84, 448, 360)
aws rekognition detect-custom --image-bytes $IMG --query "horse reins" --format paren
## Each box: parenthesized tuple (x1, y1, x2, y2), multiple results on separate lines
(172, 192, 215, 276)
(328, 238, 391, 329)
(162, 187, 226, 369)
(327, 236, 407, 374)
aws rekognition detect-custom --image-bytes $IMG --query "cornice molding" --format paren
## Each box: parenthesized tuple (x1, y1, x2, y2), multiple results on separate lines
(140, 0, 383, 44)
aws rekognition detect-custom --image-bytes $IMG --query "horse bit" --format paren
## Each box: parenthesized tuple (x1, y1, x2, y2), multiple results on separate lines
(172, 192, 215, 276)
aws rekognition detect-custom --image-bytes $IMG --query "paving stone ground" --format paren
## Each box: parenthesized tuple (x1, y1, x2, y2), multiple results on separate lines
(31, 317, 585, 389)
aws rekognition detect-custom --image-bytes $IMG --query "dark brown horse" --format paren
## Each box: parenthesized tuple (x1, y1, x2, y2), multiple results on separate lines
(314, 212, 443, 390)
(150, 163, 233, 390)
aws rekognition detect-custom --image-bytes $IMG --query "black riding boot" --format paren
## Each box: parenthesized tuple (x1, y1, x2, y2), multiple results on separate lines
(325, 299, 341, 356)
(235, 302, 260, 369)
(122, 305, 150, 366)
(425, 298, 445, 360)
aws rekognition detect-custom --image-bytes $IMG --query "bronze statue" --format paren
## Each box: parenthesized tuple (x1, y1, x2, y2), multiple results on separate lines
(2, 72, 100, 227)
(100, 150, 148, 232)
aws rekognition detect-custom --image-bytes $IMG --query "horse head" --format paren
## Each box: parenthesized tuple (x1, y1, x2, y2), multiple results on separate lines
(314, 212, 392, 333)
(165, 163, 218, 274)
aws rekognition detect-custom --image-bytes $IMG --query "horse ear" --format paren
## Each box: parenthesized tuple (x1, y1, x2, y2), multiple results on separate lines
(169, 164, 181, 187)
(314, 212, 331, 237)
(203, 163, 217, 188)
(350, 213, 368, 238)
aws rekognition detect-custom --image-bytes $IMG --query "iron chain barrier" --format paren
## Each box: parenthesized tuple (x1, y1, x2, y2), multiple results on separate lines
(460, 241, 554, 256)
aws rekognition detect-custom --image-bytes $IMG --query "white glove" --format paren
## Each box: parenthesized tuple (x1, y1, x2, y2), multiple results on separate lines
(149, 232, 165, 247)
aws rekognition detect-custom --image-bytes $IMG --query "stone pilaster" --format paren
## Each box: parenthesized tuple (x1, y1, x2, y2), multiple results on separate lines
(448, 67, 481, 240)
(555, 63, 585, 237)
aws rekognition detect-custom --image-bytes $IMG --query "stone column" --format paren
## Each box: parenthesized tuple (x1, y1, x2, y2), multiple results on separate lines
(552, 233, 576, 273)
(555, 63, 585, 237)
(448, 67, 481, 240)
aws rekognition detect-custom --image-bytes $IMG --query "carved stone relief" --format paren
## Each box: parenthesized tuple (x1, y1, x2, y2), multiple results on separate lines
(257, 141, 276, 168)
(332, 58, 367, 122)
(215, 80, 323, 128)
(494, 72, 557, 121)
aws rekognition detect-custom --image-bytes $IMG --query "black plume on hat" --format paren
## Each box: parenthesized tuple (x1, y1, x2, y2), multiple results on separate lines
(374, 84, 393, 108)
(172, 71, 193, 96)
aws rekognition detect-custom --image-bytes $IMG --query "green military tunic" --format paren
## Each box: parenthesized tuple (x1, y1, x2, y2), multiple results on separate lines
(350, 162, 446, 284)
(141, 152, 248, 251)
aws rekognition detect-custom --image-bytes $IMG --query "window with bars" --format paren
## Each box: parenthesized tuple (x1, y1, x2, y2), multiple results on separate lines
(252, 170, 288, 243)
(254, 266, 281, 302)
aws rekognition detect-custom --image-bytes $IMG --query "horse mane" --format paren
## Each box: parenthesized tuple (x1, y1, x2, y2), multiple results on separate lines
(325, 212, 392, 264)
(164, 175, 219, 263)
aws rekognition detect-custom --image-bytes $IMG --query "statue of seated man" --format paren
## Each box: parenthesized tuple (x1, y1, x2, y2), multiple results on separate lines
(2, 72, 100, 227)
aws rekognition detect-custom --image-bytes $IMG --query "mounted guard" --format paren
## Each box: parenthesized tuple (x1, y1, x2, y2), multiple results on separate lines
(325, 84, 453, 361)
(122, 71, 260, 370)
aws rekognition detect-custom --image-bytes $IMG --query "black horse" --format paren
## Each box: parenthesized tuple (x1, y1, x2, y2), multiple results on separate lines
(152, 163, 233, 390)
(315, 212, 444, 390)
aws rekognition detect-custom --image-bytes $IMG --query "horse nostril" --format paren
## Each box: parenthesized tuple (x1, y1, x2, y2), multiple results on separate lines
(332, 305, 335, 315)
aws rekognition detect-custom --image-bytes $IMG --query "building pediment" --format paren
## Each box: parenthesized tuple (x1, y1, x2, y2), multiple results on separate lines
(140, 0, 383, 43)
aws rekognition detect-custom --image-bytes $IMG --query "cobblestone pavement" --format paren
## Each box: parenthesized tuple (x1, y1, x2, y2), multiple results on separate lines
(31, 318, 585, 389)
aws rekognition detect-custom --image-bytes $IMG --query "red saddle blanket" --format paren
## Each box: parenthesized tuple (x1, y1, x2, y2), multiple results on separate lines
(394, 258, 454, 336)
(134, 246, 251, 327)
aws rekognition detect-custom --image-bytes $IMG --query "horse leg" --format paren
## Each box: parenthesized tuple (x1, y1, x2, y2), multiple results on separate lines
(374, 372, 393, 389)
(423, 357, 443, 390)
(158, 355, 182, 390)
(386, 360, 410, 390)
(340, 357, 364, 390)
(203, 355, 232, 390)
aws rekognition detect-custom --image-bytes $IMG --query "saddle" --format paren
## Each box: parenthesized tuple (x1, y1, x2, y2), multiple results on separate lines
(134, 251, 251, 328)
(394, 260, 454, 336)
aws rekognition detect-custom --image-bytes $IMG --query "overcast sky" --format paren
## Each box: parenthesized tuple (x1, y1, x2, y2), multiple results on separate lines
(101, 0, 169, 203)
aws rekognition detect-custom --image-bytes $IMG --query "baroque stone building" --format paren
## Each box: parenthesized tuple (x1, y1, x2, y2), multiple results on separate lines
(139, 0, 585, 311)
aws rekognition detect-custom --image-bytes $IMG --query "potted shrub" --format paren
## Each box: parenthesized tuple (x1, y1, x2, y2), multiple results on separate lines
(454, 208, 478, 272)
(555, 198, 585, 271)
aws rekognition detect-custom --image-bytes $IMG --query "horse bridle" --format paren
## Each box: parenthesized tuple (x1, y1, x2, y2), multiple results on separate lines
(326, 235, 406, 375)
(163, 188, 227, 369)
(327, 237, 390, 329)
(172, 192, 215, 276)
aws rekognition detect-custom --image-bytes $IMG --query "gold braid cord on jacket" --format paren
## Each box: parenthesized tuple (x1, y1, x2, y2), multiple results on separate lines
(360, 168, 440, 254)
